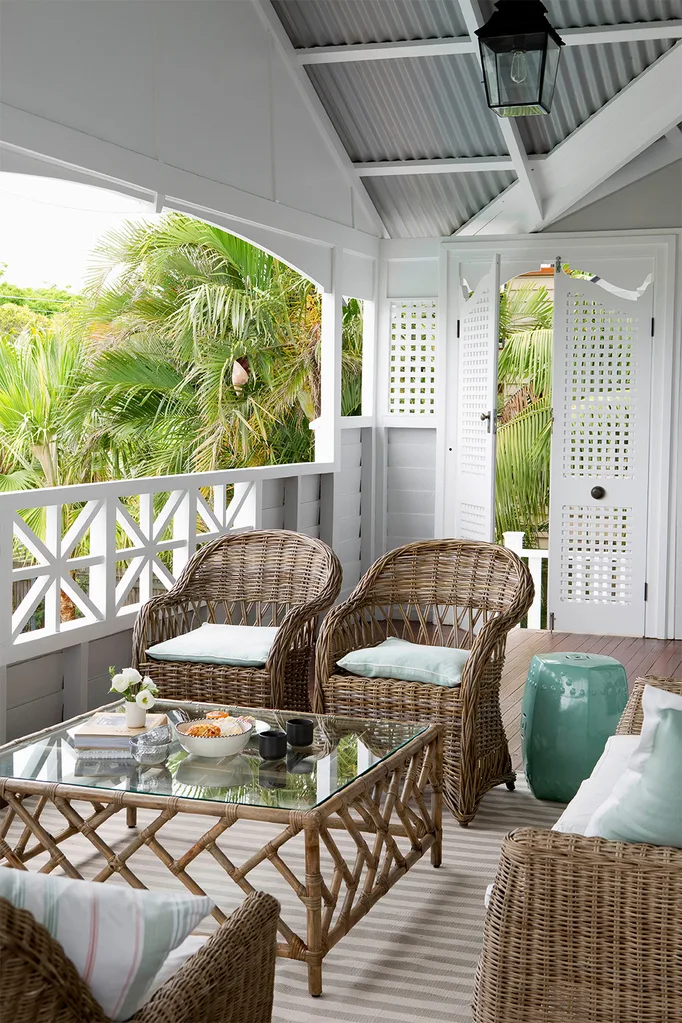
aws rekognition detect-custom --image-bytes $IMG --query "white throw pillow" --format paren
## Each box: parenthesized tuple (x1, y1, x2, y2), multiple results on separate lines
(146, 622, 279, 667)
(585, 684, 682, 846)
(337, 637, 470, 688)
(0, 868, 213, 1021)
(552, 735, 639, 835)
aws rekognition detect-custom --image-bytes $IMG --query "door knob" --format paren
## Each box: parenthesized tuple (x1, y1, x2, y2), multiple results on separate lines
(591, 486, 606, 500)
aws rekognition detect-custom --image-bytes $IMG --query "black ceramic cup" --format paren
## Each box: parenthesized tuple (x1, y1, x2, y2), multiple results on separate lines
(286, 717, 314, 747)
(259, 728, 287, 760)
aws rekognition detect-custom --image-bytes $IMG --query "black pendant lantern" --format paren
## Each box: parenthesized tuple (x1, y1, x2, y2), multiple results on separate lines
(476, 0, 564, 118)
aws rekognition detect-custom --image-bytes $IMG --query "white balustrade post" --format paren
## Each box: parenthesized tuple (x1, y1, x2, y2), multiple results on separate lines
(526, 553, 546, 631)
(90, 494, 117, 624)
(139, 493, 154, 603)
(229, 481, 263, 531)
(502, 531, 525, 555)
(315, 247, 342, 465)
(172, 488, 197, 579)
(361, 298, 377, 418)
(44, 503, 61, 635)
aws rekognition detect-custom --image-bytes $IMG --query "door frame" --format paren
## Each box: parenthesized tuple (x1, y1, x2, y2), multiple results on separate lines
(440, 231, 677, 639)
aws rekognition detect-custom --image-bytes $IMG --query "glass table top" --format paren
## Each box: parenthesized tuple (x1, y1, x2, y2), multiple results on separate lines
(0, 701, 427, 811)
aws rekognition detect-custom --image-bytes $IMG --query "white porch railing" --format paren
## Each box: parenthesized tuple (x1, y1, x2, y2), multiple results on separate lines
(1, 461, 332, 667)
(502, 531, 548, 630)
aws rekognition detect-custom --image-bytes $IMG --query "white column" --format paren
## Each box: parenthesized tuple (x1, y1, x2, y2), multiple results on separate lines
(315, 247, 343, 465)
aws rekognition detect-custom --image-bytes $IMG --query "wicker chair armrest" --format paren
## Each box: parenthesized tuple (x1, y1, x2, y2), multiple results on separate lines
(616, 675, 682, 735)
(459, 584, 533, 701)
(132, 592, 198, 669)
(312, 597, 381, 712)
(475, 827, 682, 1022)
(132, 892, 279, 1023)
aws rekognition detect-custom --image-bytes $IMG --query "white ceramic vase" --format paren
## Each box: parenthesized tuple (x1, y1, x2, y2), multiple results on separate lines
(125, 701, 146, 728)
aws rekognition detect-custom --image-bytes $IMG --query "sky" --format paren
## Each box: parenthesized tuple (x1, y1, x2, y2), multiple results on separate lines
(0, 172, 156, 292)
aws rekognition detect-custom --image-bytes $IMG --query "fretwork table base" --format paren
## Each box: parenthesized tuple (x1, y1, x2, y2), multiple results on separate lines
(0, 725, 442, 996)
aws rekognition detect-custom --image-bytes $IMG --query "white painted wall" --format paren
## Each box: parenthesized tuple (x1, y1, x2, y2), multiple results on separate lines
(551, 161, 682, 233)
(0, 0, 380, 286)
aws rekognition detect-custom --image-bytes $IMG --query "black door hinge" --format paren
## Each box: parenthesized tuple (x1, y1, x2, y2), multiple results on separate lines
(651, 317, 655, 337)
(644, 582, 648, 602)
(457, 319, 461, 338)
(549, 611, 555, 631)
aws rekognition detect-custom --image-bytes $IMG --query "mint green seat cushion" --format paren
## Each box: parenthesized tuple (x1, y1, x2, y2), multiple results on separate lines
(146, 622, 279, 667)
(337, 637, 469, 689)
(585, 684, 682, 846)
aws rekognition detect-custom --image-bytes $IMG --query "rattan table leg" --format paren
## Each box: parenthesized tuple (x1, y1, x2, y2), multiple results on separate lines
(126, 806, 137, 828)
(431, 731, 443, 868)
(304, 821, 323, 997)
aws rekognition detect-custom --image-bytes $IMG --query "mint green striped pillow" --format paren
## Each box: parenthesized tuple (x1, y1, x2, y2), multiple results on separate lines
(0, 868, 213, 1020)
(338, 637, 470, 688)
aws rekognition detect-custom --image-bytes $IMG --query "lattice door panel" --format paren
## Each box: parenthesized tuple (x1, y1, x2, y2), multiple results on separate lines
(455, 256, 501, 542)
(388, 301, 437, 415)
(548, 268, 653, 635)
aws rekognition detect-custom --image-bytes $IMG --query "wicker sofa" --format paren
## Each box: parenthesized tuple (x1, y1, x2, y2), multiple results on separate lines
(0, 890, 279, 1023)
(473, 676, 682, 1023)
(313, 539, 534, 825)
(133, 529, 342, 712)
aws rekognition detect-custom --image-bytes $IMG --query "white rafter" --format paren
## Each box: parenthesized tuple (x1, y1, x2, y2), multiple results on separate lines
(457, 0, 543, 227)
(457, 40, 682, 234)
(296, 19, 682, 64)
(253, 0, 387, 238)
(555, 132, 682, 222)
(354, 156, 518, 176)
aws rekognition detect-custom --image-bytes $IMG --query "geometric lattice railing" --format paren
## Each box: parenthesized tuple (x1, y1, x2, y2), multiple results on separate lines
(2, 462, 328, 663)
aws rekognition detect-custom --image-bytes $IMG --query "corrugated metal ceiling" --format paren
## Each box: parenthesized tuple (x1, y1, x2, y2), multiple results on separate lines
(518, 39, 676, 153)
(480, 0, 682, 29)
(306, 54, 506, 162)
(363, 170, 516, 236)
(271, 0, 468, 48)
(272, 0, 682, 236)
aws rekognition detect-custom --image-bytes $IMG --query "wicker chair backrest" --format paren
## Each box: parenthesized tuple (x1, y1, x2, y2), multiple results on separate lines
(345, 540, 532, 650)
(173, 530, 338, 622)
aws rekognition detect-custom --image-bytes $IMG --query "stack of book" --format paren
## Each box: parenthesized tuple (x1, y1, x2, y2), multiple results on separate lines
(72, 712, 167, 750)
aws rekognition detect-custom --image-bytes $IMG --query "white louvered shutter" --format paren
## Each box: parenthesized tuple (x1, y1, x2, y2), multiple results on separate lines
(547, 266, 653, 635)
(455, 256, 501, 542)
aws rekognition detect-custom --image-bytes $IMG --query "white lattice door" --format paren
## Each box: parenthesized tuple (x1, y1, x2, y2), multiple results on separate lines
(548, 267, 654, 635)
(455, 256, 501, 541)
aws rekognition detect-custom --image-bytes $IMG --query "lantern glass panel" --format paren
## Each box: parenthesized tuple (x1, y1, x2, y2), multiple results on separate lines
(480, 29, 560, 117)
(540, 35, 562, 112)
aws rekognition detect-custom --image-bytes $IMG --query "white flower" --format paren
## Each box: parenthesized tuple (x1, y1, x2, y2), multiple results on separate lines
(141, 676, 158, 694)
(136, 688, 155, 710)
(121, 667, 142, 685)
(110, 673, 129, 694)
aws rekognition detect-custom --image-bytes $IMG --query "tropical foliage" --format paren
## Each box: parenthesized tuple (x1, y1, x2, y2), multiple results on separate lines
(495, 280, 553, 544)
(0, 215, 364, 495)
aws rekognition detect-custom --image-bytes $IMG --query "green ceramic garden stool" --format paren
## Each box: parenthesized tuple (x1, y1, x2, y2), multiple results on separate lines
(520, 652, 628, 802)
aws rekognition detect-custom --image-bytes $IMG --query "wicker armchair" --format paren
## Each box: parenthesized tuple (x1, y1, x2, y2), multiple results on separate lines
(133, 529, 342, 712)
(313, 539, 534, 825)
(0, 890, 279, 1023)
(473, 676, 682, 1023)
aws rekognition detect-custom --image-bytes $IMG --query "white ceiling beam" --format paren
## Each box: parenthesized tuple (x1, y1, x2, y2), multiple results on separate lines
(296, 20, 682, 64)
(354, 156, 517, 176)
(552, 132, 682, 221)
(298, 36, 474, 64)
(457, 0, 543, 228)
(457, 41, 682, 235)
(252, 0, 387, 239)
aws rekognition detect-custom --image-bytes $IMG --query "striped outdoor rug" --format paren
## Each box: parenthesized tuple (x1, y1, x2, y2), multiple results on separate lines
(2, 778, 562, 1023)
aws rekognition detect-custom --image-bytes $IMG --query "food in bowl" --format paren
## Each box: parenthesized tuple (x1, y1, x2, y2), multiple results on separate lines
(186, 722, 221, 738)
(175, 716, 254, 758)
(206, 710, 232, 720)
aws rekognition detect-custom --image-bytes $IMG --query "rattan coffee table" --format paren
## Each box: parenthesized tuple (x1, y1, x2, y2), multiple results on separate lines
(0, 700, 442, 995)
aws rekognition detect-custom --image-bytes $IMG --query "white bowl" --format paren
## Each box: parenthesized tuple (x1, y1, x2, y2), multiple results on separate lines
(175, 719, 253, 758)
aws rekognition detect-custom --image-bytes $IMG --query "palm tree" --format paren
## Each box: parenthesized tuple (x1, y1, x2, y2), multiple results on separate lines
(74, 214, 363, 476)
(495, 281, 553, 543)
